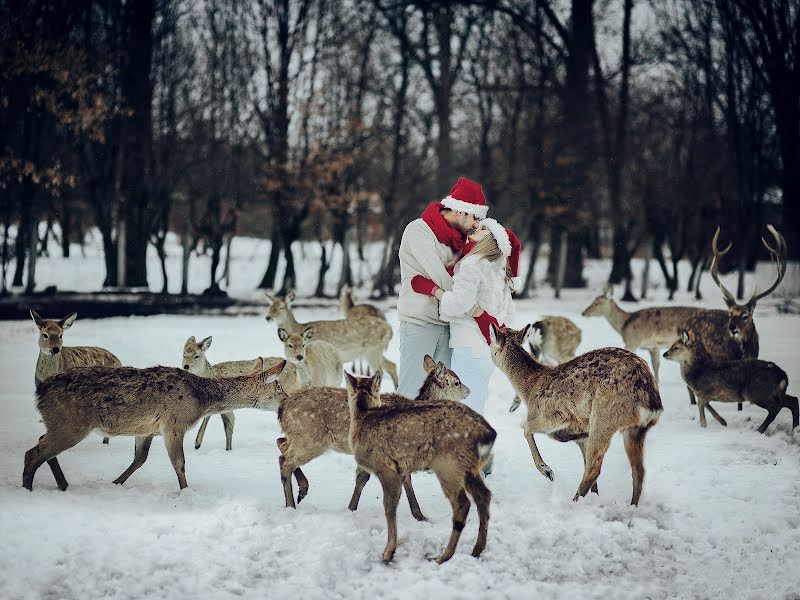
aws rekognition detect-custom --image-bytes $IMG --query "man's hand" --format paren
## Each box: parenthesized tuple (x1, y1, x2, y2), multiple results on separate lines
(411, 275, 439, 297)
(474, 311, 501, 345)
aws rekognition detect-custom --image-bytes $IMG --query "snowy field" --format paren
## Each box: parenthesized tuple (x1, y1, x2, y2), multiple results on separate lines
(1, 232, 800, 599)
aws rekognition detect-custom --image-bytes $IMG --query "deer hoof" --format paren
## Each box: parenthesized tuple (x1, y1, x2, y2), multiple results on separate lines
(543, 467, 555, 482)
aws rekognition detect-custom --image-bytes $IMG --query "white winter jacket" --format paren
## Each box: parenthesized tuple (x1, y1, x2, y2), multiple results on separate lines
(439, 253, 514, 357)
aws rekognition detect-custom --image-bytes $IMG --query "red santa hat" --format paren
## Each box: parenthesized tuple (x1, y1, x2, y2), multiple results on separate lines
(441, 177, 488, 219)
(481, 218, 523, 291)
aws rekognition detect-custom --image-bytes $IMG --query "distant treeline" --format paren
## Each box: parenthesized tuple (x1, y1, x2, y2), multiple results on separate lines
(1, 0, 797, 300)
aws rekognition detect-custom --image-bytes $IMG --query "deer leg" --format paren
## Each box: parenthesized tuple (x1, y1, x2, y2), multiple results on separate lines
(113, 435, 154, 485)
(464, 472, 491, 558)
(523, 426, 554, 481)
(348, 467, 371, 511)
(576, 438, 598, 494)
(688, 387, 696, 405)
(756, 406, 781, 434)
(697, 397, 708, 428)
(162, 428, 188, 490)
(194, 416, 211, 450)
(403, 475, 426, 521)
(509, 395, 521, 412)
(434, 476, 471, 564)
(623, 426, 650, 506)
(703, 401, 727, 427)
(574, 430, 613, 501)
(24, 430, 88, 491)
(220, 412, 235, 451)
(784, 394, 799, 430)
(647, 349, 660, 385)
(738, 402, 743, 411)
(378, 473, 404, 563)
(381, 357, 399, 389)
(46, 458, 69, 491)
(294, 468, 309, 503)
(102, 437, 110, 444)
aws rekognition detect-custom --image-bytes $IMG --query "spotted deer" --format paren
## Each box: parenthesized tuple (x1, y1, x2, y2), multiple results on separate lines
(491, 324, 662, 506)
(182, 335, 295, 450)
(265, 290, 398, 387)
(339, 285, 386, 320)
(31, 310, 122, 444)
(276, 355, 470, 521)
(277, 326, 343, 388)
(346, 370, 495, 564)
(663, 329, 797, 433)
(24, 359, 292, 492)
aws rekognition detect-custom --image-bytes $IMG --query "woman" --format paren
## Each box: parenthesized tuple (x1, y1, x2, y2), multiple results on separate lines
(411, 219, 521, 417)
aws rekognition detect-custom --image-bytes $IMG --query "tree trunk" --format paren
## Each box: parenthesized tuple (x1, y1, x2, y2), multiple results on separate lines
(259, 221, 282, 289)
(181, 216, 190, 295)
(517, 221, 541, 299)
(25, 220, 37, 294)
(60, 205, 71, 258)
(314, 240, 331, 298)
(554, 229, 568, 299)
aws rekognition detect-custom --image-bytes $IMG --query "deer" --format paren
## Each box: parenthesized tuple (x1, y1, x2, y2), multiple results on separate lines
(265, 290, 398, 387)
(23, 359, 293, 492)
(490, 323, 663, 506)
(663, 329, 798, 433)
(346, 370, 495, 564)
(276, 354, 470, 522)
(278, 326, 343, 388)
(31, 310, 122, 444)
(182, 335, 295, 451)
(339, 285, 386, 320)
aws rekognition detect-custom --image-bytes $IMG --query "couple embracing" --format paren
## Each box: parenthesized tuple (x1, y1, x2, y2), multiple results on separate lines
(397, 177, 521, 419)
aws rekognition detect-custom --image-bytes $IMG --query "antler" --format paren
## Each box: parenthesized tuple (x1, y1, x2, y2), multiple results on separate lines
(750, 224, 787, 303)
(710, 226, 736, 306)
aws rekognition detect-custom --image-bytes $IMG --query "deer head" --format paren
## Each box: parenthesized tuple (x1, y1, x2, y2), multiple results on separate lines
(581, 285, 614, 317)
(265, 290, 296, 325)
(489, 323, 534, 370)
(421, 354, 471, 401)
(710, 225, 786, 344)
(30, 310, 77, 356)
(278, 326, 315, 364)
(183, 335, 212, 371)
(663, 330, 695, 364)
(345, 370, 383, 411)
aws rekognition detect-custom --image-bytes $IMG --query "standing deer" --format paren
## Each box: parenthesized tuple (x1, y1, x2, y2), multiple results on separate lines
(276, 355, 470, 521)
(31, 310, 122, 444)
(278, 326, 343, 388)
(490, 324, 662, 506)
(24, 359, 292, 492)
(182, 335, 294, 450)
(663, 330, 797, 433)
(346, 370, 495, 564)
(265, 290, 398, 387)
(339, 285, 386, 320)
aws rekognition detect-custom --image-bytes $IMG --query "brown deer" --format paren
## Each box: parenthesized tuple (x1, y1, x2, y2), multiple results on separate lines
(277, 326, 343, 388)
(31, 310, 122, 444)
(346, 370, 495, 564)
(276, 355, 470, 521)
(265, 290, 398, 387)
(182, 335, 294, 450)
(24, 359, 292, 492)
(490, 324, 662, 506)
(339, 285, 386, 320)
(663, 329, 797, 433)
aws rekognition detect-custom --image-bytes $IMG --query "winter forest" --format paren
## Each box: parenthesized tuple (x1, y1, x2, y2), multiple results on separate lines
(2, 1, 800, 599)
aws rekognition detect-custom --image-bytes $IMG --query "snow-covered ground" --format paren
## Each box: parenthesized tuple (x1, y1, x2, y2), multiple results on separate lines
(1, 233, 799, 599)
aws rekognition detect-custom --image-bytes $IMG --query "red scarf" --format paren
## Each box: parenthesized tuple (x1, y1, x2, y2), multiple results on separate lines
(421, 203, 466, 253)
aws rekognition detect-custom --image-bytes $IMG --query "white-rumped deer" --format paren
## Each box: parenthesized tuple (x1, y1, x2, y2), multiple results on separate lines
(265, 290, 398, 387)
(182, 335, 295, 450)
(276, 355, 470, 521)
(24, 359, 292, 492)
(278, 326, 343, 388)
(663, 329, 797, 433)
(491, 324, 662, 506)
(346, 370, 495, 564)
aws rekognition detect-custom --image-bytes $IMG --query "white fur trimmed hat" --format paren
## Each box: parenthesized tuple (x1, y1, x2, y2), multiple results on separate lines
(441, 177, 488, 219)
(481, 218, 523, 291)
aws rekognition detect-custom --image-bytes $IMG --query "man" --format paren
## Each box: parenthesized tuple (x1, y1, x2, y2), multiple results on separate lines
(396, 177, 493, 397)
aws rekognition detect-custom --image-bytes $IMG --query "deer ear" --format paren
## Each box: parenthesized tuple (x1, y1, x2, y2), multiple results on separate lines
(186, 335, 196, 345)
(278, 328, 289, 342)
(264, 292, 275, 304)
(434, 362, 448, 381)
(251, 357, 264, 374)
(263, 358, 287, 382)
(30, 309, 44, 329)
(285, 290, 296, 304)
(199, 336, 212, 351)
(520, 324, 533, 345)
(423, 354, 436, 373)
(302, 326, 315, 341)
(370, 370, 382, 394)
(680, 329, 689, 345)
(344, 371, 358, 393)
(603, 285, 613, 298)
(489, 322, 502, 346)
(60, 313, 77, 330)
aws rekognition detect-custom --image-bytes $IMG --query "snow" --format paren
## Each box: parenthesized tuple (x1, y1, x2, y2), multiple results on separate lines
(1, 233, 799, 599)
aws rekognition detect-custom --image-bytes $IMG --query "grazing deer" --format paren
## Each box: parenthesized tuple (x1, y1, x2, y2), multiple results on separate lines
(491, 324, 662, 506)
(346, 371, 495, 564)
(340, 285, 386, 320)
(182, 335, 294, 450)
(276, 355, 470, 521)
(31, 310, 122, 444)
(663, 330, 798, 433)
(278, 326, 343, 388)
(24, 359, 292, 492)
(265, 290, 398, 387)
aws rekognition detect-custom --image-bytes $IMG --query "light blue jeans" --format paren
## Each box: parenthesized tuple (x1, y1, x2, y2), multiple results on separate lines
(451, 347, 495, 415)
(397, 321, 452, 398)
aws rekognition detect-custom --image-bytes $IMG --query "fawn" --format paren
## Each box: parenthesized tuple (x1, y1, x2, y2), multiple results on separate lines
(276, 354, 470, 521)
(265, 290, 398, 387)
(278, 326, 343, 388)
(346, 370, 496, 564)
(182, 335, 294, 450)
(491, 324, 663, 506)
(24, 359, 292, 492)
(31, 310, 122, 444)
(663, 329, 798, 433)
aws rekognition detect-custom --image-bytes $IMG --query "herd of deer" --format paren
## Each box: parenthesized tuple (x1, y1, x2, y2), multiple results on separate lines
(20, 226, 796, 564)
